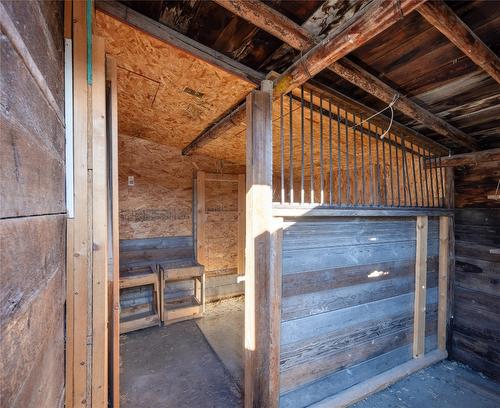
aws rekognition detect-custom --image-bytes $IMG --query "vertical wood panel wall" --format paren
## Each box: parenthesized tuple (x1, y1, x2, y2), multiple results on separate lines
(452, 162, 500, 381)
(279, 217, 440, 408)
(0, 2, 66, 407)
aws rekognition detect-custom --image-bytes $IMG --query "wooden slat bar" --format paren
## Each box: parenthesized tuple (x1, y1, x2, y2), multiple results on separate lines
(237, 174, 246, 276)
(413, 216, 428, 358)
(196, 171, 206, 266)
(438, 216, 450, 352)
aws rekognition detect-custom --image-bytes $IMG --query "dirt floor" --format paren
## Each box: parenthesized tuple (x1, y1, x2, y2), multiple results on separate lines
(120, 297, 499, 408)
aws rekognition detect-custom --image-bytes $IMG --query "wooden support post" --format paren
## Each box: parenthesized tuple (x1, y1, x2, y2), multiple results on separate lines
(196, 171, 206, 265)
(445, 167, 455, 351)
(70, 1, 90, 406)
(106, 54, 120, 408)
(238, 173, 246, 275)
(245, 80, 281, 408)
(91, 35, 108, 407)
(413, 216, 428, 358)
(438, 216, 450, 352)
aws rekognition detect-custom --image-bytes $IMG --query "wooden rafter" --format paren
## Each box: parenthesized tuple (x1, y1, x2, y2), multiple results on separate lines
(184, 0, 428, 155)
(211, 0, 477, 151)
(417, 0, 500, 85)
(426, 148, 500, 168)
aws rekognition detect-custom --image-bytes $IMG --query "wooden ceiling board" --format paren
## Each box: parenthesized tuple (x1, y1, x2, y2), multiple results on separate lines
(95, 10, 256, 150)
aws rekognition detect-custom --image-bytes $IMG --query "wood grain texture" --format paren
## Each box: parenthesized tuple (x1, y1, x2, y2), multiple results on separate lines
(418, 1, 500, 84)
(0, 215, 65, 408)
(0, 2, 65, 407)
(452, 163, 500, 381)
(413, 216, 428, 358)
(91, 36, 108, 407)
(273, 0, 425, 95)
(245, 84, 281, 407)
(105, 54, 120, 408)
(0, 34, 65, 218)
(279, 216, 440, 401)
(70, 2, 90, 405)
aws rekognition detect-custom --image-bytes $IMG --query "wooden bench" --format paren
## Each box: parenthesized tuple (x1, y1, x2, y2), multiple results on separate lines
(158, 259, 205, 325)
(119, 236, 205, 330)
(119, 264, 161, 334)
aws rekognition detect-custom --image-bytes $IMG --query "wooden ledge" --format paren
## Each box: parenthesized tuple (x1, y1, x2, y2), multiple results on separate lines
(272, 205, 453, 218)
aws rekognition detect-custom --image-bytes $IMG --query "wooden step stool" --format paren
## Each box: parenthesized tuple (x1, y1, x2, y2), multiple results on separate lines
(158, 259, 205, 325)
(119, 264, 161, 334)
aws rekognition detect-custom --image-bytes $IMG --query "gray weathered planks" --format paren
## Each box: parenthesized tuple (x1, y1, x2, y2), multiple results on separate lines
(279, 216, 441, 403)
(0, 35, 65, 218)
(452, 164, 500, 382)
(0, 2, 66, 407)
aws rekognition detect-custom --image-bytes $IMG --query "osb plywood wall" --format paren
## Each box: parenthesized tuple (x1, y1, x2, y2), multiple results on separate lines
(205, 179, 239, 276)
(119, 134, 244, 274)
(95, 11, 255, 151)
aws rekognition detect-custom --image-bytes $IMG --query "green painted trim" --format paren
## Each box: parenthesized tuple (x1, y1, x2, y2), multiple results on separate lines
(87, 0, 92, 84)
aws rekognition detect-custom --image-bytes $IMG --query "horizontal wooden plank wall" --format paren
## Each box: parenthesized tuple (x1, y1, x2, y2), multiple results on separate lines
(0, 1, 66, 407)
(279, 217, 440, 408)
(452, 161, 500, 381)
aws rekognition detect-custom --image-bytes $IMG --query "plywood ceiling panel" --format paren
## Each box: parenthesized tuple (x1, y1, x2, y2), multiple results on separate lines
(95, 11, 256, 149)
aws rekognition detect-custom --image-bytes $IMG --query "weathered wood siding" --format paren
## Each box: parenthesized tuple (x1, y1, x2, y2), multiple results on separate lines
(279, 217, 439, 407)
(452, 161, 500, 381)
(0, 2, 65, 407)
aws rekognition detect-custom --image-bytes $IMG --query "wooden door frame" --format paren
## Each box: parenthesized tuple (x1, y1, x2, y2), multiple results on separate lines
(195, 171, 246, 275)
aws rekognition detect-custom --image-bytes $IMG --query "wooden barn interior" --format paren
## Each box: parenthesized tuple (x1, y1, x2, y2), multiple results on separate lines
(1, 1, 499, 408)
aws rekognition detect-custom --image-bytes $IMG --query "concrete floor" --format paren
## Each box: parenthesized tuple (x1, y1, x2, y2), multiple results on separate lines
(353, 359, 500, 408)
(120, 298, 499, 408)
(120, 321, 241, 408)
(197, 296, 244, 387)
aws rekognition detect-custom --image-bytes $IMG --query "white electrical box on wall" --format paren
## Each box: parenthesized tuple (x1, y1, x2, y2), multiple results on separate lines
(128, 176, 135, 186)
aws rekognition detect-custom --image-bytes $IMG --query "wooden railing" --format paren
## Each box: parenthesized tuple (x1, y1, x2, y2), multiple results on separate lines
(274, 86, 446, 209)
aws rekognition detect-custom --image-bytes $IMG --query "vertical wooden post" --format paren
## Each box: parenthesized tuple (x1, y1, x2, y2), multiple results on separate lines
(70, 1, 90, 406)
(196, 171, 206, 265)
(445, 167, 455, 351)
(438, 216, 449, 351)
(91, 35, 108, 407)
(106, 55, 120, 408)
(245, 80, 281, 408)
(413, 216, 428, 358)
(237, 173, 246, 275)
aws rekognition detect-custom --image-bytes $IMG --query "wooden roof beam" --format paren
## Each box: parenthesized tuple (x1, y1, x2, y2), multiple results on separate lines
(212, 0, 478, 151)
(183, 0, 426, 155)
(425, 148, 500, 168)
(95, 0, 265, 85)
(417, 0, 500, 85)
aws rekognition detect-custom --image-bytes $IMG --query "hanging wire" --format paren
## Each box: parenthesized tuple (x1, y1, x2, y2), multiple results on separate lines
(351, 93, 399, 139)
